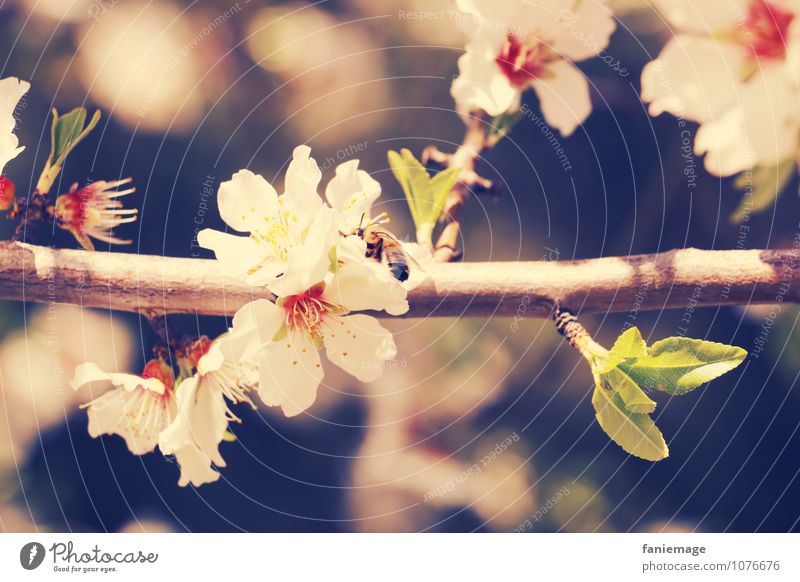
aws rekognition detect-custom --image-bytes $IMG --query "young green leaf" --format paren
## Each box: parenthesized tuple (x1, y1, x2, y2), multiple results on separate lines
(595, 326, 648, 374)
(592, 380, 669, 462)
(601, 368, 657, 414)
(37, 107, 102, 194)
(52, 108, 87, 164)
(428, 165, 461, 224)
(730, 158, 795, 223)
(619, 337, 747, 395)
(387, 148, 460, 246)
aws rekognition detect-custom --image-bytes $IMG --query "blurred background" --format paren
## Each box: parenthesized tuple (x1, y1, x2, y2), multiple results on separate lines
(1, 0, 800, 533)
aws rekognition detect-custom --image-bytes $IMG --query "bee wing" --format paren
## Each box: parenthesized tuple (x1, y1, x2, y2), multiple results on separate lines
(371, 230, 426, 270)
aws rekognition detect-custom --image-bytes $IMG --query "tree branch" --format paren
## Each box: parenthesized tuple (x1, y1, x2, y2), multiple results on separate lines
(428, 114, 491, 263)
(0, 242, 797, 318)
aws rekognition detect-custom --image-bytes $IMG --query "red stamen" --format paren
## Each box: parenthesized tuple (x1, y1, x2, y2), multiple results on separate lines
(0, 176, 15, 211)
(184, 336, 212, 369)
(142, 359, 176, 394)
(495, 32, 555, 87)
(745, 0, 794, 60)
(282, 284, 330, 338)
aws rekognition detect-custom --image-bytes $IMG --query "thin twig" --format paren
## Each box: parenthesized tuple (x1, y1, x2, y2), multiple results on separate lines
(1, 242, 798, 319)
(429, 114, 493, 262)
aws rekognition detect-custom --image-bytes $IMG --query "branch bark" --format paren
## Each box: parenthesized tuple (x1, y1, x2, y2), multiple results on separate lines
(0, 242, 798, 318)
(429, 114, 490, 263)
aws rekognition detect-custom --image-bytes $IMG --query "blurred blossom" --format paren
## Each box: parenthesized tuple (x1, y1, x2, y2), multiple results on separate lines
(549, 479, 612, 532)
(75, 1, 205, 132)
(0, 502, 37, 532)
(0, 305, 133, 470)
(642, 0, 800, 176)
(451, 0, 615, 134)
(17, 0, 95, 24)
(641, 520, 697, 533)
(349, 319, 525, 531)
(245, 5, 389, 145)
(118, 518, 174, 533)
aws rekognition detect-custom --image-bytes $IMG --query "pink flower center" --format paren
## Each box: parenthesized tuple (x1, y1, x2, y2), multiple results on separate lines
(745, 0, 794, 60)
(282, 284, 333, 339)
(142, 359, 175, 395)
(495, 32, 556, 87)
(184, 336, 212, 369)
(0, 176, 15, 211)
(56, 186, 91, 234)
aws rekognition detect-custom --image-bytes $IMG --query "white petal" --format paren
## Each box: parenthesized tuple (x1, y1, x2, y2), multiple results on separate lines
(553, 1, 616, 61)
(641, 35, 744, 123)
(652, 0, 744, 33)
(325, 159, 381, 232)
(230, 299, 285, 362)
(695, 67, 800, 175)
(71, 361, 165, 395)
(451, 51, 520, 116)
(257, 330, 324, 417)
(267, 205, 337, 297)
(159, 376, 229, 486)
(326, 238, 409, 315)
(196, 228, 272, 280)
(217, 169, 280, 233)
(197, 343, 225, 376)
(172, 445, 221, 487)
(85, 386, 174, 455)
(0, 77, 29, 174)
(323, 314, 396, 383)
(453, 0, 513, 46)
(284, 145, 323, 220)
(531, 60, 591, 136)
(232, 299, 284, 341)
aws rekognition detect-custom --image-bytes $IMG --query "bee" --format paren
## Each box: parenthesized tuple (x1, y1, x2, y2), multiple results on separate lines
(355, 212, 410, 282)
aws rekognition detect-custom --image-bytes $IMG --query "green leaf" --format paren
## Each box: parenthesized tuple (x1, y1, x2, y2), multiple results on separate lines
(601, 368, 656, 414)
(387, 148, 460, 245)
(619, 337, 747, 395)
(37, 107, 101, 194)
(730, 159, 795, 223)
(429, 166, 461, 223)
(52, 108, 86, 164)
(592, 380, 669, 462)
(595, 327, 648, 374)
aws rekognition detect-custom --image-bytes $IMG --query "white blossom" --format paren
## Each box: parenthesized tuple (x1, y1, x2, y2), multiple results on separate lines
(642, 0, 800, 175)
(159, 336, 257, 487)
(71, 360, 176, 456)
(230, 255, 403, 417)
(197, 145, 337, 296)
(450, 0, 615, 135)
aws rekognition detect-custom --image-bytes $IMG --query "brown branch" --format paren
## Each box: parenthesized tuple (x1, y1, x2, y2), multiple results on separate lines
(0, 242, 798, 319)
(428, 114, 492, 263)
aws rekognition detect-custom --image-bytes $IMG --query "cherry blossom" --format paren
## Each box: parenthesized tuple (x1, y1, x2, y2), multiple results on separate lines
(230, 251, 405, 417)
(642, 0, 800, 175)
(71, 359, 176, 455)
(450, 0, 615, 135)
(54, 179, 138, 251)
(158, 336, 256, 487)
(197, 145, 337, 296)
